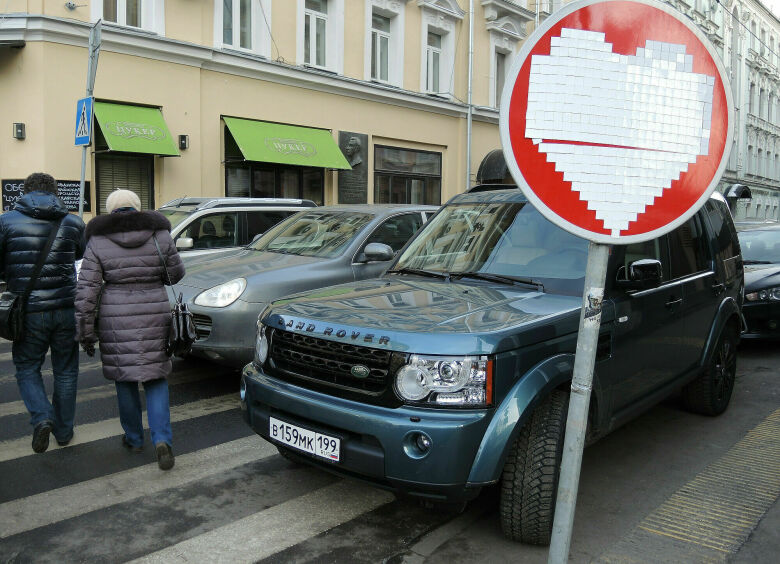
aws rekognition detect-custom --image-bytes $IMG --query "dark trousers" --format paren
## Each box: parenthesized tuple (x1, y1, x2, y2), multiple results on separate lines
(13, 307, 79, 442)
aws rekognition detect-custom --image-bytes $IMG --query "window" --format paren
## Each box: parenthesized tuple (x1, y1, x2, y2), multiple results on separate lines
(223, 0, 252, 49)
(374, 146, 441, 205)
(668, 215, 710, 278)
(621, 237, 669, 282)
(96, 154, 153, 214)
(305, 0, 327, 67)
(371, 14, 390, 82)
(181, 212, 239, 250)
(93, 0, 162, 33)
(246, 210, 297, 243)
(365, 213, 424, 252)
(495, 51, 507, 108)
(704, 200, 739, 260)
(225, 164, 324, 205)
(426, 32, 442, 93)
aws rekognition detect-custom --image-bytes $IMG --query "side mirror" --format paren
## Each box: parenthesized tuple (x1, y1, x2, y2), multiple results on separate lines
(250, 233, 263, 245)
(360, 242, 394, 263)
(616, 259, 662, 290)
(176, 237, 194, 250)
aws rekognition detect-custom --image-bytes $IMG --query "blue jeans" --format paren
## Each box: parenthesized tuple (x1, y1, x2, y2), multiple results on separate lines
(115, 379, 172, 447)
(13, 307, 79, 442)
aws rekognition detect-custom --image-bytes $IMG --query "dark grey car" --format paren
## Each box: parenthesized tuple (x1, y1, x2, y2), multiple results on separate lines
(178, 204, 437, 367)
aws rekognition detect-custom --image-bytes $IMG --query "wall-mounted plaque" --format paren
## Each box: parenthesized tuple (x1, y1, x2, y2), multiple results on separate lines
(2, 179, 91, 213)
(338, 131, 368, 204)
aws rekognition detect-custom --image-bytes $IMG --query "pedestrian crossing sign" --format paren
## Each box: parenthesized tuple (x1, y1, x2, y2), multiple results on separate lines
(74, 97, 93, 146)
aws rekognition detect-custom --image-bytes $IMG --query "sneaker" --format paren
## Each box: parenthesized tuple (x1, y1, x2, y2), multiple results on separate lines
(32, 421, 53, 454)
(121, 435, 143, 453)
(155, 442, 175, 471)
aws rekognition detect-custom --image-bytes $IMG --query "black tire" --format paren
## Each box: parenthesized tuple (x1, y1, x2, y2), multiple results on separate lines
(682, 326, 738, 416)
(499, 389, 569, 545)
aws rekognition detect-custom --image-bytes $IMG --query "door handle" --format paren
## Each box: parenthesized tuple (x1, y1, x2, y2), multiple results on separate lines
(712, 283, 725, 295)
(665, 297, 682, 308)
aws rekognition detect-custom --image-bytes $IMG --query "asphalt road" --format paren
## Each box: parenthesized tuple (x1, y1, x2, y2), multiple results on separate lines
(0, 339, 777, 563)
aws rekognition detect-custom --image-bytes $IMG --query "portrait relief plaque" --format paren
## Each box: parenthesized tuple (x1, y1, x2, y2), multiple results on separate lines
(338, 131, 368, 204)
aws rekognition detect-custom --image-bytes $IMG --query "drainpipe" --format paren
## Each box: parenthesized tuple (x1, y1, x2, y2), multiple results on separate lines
(466, 0, 474, 191)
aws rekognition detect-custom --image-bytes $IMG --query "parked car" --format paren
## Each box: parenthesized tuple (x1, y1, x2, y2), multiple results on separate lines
(158, 197, 316, 257)
(178, 204, 437, 367)
(736, 221, 780, 339)
(240, 188, 743, 545)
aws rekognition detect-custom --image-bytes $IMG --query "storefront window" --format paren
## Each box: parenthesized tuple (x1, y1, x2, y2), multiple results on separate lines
(226, 164, 324, 204)
(374, 146, 441, 205)
(96, 154, 154, 214)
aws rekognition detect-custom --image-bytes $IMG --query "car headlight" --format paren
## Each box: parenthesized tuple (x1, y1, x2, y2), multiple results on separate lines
(194, 278, 246, 307)
(394, 355, 493, 407)
(745, 287, 780, 301)
(254, 323, 269, 367)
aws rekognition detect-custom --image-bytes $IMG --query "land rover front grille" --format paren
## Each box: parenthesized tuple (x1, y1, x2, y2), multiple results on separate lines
(267, 328, 394, 398)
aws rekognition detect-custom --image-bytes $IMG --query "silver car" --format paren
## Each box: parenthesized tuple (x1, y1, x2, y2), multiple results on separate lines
(178, 204, 438, 367)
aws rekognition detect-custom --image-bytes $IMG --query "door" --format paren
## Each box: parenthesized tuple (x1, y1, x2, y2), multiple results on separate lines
(607, 235, 685, 413)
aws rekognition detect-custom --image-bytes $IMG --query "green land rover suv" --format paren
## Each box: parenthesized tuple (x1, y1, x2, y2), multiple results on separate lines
(240, 187, 743, 545)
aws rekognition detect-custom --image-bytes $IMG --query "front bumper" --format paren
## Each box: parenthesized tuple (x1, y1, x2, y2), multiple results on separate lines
(176, 284, 264, 367)
(241, 363, 493, 502)
(741, 301, 780, 339)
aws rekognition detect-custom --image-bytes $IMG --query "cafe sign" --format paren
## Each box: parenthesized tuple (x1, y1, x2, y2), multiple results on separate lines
(104, 121, 167, 141)
(265, 138, 317, 158)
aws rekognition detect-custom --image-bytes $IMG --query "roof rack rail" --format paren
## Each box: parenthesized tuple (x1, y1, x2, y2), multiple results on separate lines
(159, 197, 317, 210)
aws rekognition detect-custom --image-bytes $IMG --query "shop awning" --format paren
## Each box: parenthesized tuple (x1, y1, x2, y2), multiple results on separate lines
(93, 102, 179, 156)
(223, 117, 351, 170)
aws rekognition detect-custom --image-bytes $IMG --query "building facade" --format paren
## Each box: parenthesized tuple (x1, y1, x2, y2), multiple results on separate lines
(0, 0, 539, 217)
(1, 1, 777, 220)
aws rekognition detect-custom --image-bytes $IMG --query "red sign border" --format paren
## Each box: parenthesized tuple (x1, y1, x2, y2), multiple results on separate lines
(498, 0, 734, 245)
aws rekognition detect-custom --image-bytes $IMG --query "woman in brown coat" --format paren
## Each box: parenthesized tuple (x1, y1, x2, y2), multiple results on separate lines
(75, 190, 185, 470)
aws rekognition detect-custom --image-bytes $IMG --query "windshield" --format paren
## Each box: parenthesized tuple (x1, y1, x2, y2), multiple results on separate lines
(393, 201, 589, 294)
(159, 209, 193, 230)
(249, 210, 373, 258)
(738, 229, 780, 264)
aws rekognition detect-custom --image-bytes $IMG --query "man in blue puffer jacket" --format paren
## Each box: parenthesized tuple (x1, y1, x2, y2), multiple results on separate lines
(0, 173, 85, 453)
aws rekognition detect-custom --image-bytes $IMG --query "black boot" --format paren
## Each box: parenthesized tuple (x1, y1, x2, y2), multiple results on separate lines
(155, 442, 174, 470)
(32, 421, 53, 453)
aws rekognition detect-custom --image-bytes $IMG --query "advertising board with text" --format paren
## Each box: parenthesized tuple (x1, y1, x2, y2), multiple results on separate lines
(2, 179, 92, 213)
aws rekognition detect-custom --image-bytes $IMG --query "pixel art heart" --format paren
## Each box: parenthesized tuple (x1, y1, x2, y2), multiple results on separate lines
(525, 28, 715, 237)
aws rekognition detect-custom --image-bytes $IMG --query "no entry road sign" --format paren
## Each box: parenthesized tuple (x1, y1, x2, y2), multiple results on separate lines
(499, 0, 733, 244)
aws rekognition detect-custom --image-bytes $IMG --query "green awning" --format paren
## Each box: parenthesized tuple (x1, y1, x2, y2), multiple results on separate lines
(223, 117, 350, 170)
(93, 102, 179, 156)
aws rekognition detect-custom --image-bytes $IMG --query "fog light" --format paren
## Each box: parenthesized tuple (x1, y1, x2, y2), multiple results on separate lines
(403, 431, 433, 459)
(416, 434, 431, 451)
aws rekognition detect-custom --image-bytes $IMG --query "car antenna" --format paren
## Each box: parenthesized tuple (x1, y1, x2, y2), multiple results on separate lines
(175, 195, 187, 208)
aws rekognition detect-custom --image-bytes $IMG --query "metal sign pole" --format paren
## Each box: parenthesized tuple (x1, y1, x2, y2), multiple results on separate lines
(78, 20, 101, 219)
(548, 241, 610, 564)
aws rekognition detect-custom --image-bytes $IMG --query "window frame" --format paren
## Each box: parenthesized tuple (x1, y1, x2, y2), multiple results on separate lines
(364, 1, 406, 87)
(373, 145, 442, 206)
(297, 0, 344, 72)
(426, 32, 443, 93)
(371, 13, 391, 83)
(214, 0, 272, 57)
(91, 0, 164, 34)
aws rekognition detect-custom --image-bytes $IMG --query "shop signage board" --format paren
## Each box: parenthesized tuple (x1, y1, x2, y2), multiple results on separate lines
(74, 97, 94, 147)
(499, 0, 733, 245)
(497, 2, 732, 561)
(2, 179, 91, 213)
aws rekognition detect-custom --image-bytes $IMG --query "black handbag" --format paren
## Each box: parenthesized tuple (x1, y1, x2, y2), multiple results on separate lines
(153, 235, 197, 358)
(0, 217, 64, 342)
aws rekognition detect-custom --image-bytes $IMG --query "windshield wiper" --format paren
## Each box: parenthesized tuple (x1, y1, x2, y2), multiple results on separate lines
(386, 267, 451, 281)
(450, 271, 545, 292)
(743, 259, 773, 264)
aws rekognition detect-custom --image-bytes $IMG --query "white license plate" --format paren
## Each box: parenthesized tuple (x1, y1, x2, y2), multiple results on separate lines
(269, 417, 341, 462)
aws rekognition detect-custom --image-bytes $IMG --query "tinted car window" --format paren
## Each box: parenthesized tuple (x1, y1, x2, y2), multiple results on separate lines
(365, 213, 424, 252)
(621, 237, 670, 282)
(668, 215, 710, 278)
(705, 200, 739, 259)
(184, 212, 239, 250)
(246, 211, 296, 244)
(738, 228, 780, 263)
(159, 209, 192, 230)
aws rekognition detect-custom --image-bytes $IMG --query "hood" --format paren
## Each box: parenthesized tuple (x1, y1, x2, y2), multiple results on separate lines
(14, 191, 69, 220)
(744, 263, 780, 291)
(85, 210, 171, 249)
(179, 248, 331, 296)
(263, 278, 585, 355)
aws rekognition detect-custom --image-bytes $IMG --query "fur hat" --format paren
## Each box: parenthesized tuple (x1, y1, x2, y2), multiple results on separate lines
(106, 189, 142, 213)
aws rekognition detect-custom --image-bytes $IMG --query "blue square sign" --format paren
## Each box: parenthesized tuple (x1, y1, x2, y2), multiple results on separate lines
(74, 97, 93, 146)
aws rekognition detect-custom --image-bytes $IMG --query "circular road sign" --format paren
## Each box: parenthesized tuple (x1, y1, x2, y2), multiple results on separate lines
(499, 0, 733, 245)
